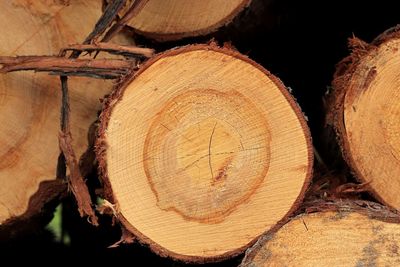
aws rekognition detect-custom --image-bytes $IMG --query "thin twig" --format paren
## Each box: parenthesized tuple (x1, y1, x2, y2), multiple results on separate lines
(60, 42, 154, 58)
(70, 0, 127, 58)
(55, 76, 70, 181)
(0, 56, 133, 78)
(59, 130, 99, 225)
(0, 0, 143, 225)
(101, 0, 149, 42)
(60, 76, 70, 132)
(83, 0, 127, 44)
(56, 0, 133, 225)
(59, 77, 99, 225)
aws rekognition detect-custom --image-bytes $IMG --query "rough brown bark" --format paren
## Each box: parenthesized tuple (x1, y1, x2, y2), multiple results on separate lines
(326, 25, 400, 211)
(105, 0, 276, 42)
(241, 199, 400, 266)
(0, 180, 66, 239)
(0, 0, 112, 233)
(0, 56, 134, 79)
(0, 0, 152, 230)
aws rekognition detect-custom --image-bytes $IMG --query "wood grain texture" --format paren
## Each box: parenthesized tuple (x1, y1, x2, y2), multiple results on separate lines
(116, 0, 251, 41)
(0, 0, 111, 226)
(327, 26, 400, 211)
(96, 44, 312, 262)
(241, 201, 400, 267)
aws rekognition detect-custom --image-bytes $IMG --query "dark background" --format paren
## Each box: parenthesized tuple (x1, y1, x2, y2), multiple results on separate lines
(2, 0, 399, 265)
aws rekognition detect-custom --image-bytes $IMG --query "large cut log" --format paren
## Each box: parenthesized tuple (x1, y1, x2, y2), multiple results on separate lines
(241, 200, 400, 267)
(112, 0, 270, 41)
(327, 26, 400, 210)
(96, 44, 312, 262)
(0, 0, 111, 233)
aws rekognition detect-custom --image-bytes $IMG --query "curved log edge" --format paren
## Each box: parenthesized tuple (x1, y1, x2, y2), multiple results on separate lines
(325, 25, 400, 209)
(0, 0, 113, 230)
(240, 199, 400, 266)
(95, 43, 313, 263)
(0, 179, 67, 240)
(0, 0, 154, 228)
(104, 0, 257, 42)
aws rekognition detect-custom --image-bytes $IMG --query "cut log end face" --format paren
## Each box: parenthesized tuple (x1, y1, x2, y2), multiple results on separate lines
(125, 0, 251, 40)
(241, 210, 400, 267)
(144, 89, 270, 224)
(335, 35, 400, 210)
(99, 45, 312, 261)
(0, 0, 109, 225)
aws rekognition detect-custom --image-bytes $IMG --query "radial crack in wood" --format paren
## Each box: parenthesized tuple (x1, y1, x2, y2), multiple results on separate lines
(96, 44, 312, 262)
(241, 201, 400, 267)
(327, 26, 400, 211)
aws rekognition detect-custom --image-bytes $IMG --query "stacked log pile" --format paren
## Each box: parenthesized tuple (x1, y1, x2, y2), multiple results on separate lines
(1, 0, 399, 266)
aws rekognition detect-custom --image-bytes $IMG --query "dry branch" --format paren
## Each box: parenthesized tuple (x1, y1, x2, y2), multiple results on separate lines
(59, 130, 98, 225)
(326, 26, 400, 211)
(60, 43, 154, 59)
(0, 56, 134, 79)
(83, 0, 127, 44)
(101, 0, 149, 42)
(0, 0, 110, 231)
(55, 0, 144, 224)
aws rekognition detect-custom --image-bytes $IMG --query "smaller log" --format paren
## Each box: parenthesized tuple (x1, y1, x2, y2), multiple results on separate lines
(0, 0, 110, 234)
(0, 180, 66, 239)
(109, 0, 256, 41)
(241, 200, 400, 267)
(326, 26, 400, 211)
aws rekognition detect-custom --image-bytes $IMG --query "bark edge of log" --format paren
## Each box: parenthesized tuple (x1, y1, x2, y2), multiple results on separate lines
(240, 199, 400, 266)
(0, 179, 67, 240)
(325, 25, 400, 208)
(95, 43, 313, 263)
